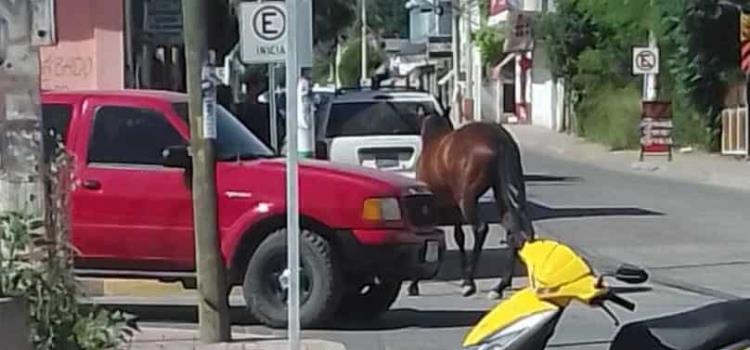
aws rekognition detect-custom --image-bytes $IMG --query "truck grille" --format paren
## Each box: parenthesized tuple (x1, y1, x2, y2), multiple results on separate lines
(402, 194, 437, 228)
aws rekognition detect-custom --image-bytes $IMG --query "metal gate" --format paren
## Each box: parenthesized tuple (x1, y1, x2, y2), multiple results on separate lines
(721, 106, 748, 156)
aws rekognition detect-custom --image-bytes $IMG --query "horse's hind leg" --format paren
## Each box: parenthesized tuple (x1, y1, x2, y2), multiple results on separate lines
(453, 223, 469, 288)
(407, 279, 420, 296)
(490, 176, 524, 299)
(489, 211, 521, 300)
(460, 197, 488, 297)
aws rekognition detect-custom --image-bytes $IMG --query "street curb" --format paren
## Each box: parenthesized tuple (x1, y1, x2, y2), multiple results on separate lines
(506, 125, 750, 193)
(78, 278, 186, 297)
(129, 327, 346, 350)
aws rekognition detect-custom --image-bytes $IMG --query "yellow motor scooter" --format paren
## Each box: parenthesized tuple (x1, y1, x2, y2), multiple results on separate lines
(461, 239, 750, 350)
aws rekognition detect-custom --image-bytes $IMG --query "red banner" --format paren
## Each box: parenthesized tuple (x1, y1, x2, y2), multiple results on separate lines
(741, 13, 750, 74)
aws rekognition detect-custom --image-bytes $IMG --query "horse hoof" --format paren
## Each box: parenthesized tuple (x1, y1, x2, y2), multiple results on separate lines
(487, 290, 503, 300)
(408, 284, 420, 296)
(461, 285, 477, 297)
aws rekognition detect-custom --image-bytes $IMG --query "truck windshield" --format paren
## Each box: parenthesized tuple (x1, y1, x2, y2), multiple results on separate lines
(173, 103, 274, 160)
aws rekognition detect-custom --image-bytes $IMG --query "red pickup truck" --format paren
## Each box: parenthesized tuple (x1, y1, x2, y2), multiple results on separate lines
(40, 90, 445, 328)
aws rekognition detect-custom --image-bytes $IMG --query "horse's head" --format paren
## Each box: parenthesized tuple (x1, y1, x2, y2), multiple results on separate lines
(421, 113, 454, 140)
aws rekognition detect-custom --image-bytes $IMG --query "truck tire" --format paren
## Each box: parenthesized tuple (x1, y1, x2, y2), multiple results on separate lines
(338, 277, 401, 320)
(243, 229, 342, 328)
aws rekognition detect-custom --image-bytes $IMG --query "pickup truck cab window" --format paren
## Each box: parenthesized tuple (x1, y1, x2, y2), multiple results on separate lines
(172, 103, 274, 160)
(87, 106, 185, 166)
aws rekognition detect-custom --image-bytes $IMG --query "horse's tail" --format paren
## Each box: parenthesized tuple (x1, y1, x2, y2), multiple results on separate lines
(498, 131, 535, 240)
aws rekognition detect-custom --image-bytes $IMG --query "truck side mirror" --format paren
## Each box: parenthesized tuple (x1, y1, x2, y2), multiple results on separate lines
(162, 145, 191, 169)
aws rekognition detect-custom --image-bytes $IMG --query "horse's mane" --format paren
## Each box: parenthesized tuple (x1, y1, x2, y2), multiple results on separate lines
(421, 115, 453, 143)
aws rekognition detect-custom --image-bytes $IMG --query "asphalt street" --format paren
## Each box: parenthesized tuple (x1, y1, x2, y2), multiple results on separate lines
(132, 147, 750, 349)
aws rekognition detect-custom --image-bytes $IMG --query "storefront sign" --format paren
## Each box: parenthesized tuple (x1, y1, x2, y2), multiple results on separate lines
(144, 0, 183, 44)
(504, 11, 535, 53)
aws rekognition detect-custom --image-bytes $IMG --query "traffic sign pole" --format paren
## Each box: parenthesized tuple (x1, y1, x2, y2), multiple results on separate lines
(269, 63, 278, 152)
(285, 0, 301, 349)
(645, 31, 658, 101)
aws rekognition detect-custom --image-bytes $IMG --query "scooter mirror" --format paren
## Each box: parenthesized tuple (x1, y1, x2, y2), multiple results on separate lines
(615, 264, 649, 284)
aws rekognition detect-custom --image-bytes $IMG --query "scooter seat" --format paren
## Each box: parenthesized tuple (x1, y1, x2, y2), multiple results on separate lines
(610, 299, 750, 350)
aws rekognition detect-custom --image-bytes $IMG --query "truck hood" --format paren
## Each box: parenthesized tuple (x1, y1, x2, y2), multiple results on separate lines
(258, 158, 423, 190)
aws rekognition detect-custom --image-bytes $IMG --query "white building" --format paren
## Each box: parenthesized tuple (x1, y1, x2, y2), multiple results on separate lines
(486, 0, 565, 130)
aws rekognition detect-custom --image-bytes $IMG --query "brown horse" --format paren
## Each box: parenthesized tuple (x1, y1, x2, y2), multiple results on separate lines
(408, 114, 535, 299)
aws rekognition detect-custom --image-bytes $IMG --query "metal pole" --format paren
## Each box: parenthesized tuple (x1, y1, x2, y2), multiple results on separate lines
(464, 0, 473, 102)
(451, 0, 460, 126)
(645, 0, 657, 101)
(269, 63, 278, 152)
(361, 0, 368, 84)
(181, 0, 230, 343)
(124, 0, 136, 87)
(285, 0, 301, 348)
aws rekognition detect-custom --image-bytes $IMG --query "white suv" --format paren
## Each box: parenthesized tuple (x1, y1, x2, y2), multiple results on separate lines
(317, 87, 445, 178)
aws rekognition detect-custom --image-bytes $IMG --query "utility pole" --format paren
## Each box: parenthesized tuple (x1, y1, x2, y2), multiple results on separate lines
(285, 0, 301, 348)
(181, 0, 231, 343)
(644, 0, 658, 101)
(451, 0, 461, 126)
(463, 0, 474, 120)
(360, 0, 368, 85)
(0, 1, 44, 213)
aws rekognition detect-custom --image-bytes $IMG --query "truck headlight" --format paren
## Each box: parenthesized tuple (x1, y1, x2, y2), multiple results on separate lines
(362, 197, 402, 222)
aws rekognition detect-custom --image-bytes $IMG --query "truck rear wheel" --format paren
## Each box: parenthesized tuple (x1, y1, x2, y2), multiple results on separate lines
(338, 277, 401, 320)
(243, 229, 342, 328)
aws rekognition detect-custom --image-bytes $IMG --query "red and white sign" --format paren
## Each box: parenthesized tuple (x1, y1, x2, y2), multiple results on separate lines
(640, 101, 673, 160)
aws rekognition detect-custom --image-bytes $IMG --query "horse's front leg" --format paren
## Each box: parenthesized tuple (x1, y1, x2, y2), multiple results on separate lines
(453, 224, 469, 290)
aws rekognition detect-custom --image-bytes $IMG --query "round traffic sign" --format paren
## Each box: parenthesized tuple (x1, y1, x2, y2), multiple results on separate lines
(253, 4, 286, 41)
(636, 51, 656, 71)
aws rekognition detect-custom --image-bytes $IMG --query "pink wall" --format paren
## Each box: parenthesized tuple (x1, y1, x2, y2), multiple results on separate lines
(40, 0, 124, 91)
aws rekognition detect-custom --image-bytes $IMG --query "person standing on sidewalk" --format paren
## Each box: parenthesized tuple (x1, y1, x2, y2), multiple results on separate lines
(297, 67, 315, 158)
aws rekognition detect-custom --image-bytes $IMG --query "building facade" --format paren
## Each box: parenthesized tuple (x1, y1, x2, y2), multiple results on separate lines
(486, 0, 564, 130)
(40, 0, 125, 91)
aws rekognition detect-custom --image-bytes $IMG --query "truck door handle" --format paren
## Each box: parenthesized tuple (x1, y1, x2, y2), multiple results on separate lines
(81, 179, 101, 190)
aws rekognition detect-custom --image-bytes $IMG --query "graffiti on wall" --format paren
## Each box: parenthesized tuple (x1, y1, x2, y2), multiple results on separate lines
(41, 53, 94, 90)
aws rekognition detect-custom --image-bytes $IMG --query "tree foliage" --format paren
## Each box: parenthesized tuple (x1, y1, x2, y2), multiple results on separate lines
(537, 0, 742, 149)
(338, 38, 385, 86)
(313, 0, 358, 53)
(474, 26, 505, 66)
(367, 0, 409, 38)
(0, 148, 136, 350)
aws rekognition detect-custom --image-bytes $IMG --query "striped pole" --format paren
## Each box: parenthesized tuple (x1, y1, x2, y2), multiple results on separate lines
(742, 11, 750, 159)
(741, 12, 750, 74)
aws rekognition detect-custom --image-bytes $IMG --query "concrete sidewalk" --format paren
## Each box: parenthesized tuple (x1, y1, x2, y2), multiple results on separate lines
(124, 327, 345, 350)
(507, 125, 750, 193)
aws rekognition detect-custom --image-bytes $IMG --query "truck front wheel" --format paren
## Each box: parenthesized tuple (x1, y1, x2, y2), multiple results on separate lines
(243, 229, 343, 328)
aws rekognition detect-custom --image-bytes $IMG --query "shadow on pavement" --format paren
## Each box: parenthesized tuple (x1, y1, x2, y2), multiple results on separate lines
(524, 174, 583, 183)
(95, 303, 256, 325)
(473, 200, 664, 225)
(322, 308, 485, 331)
(96, 304, 485, 330)
(435, 248, 526, 281)
(610, 286, 653, 294)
